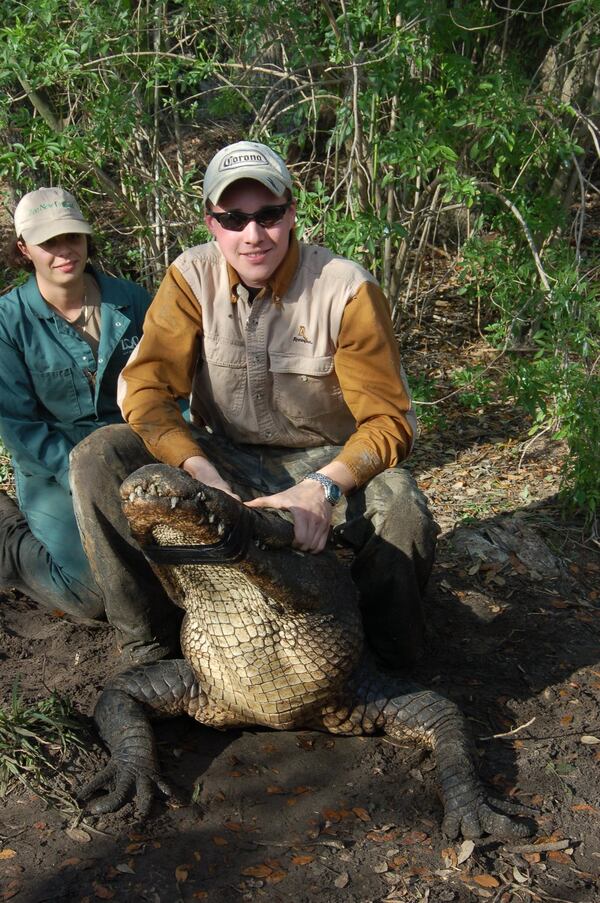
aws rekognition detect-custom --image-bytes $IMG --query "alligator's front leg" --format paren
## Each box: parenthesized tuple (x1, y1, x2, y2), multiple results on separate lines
(80, 660, 203, 819)
(318, 666, 533, 840)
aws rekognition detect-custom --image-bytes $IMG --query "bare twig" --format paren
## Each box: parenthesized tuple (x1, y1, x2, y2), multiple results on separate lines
(480, 716, 536, 740)
(476, 182, 553, 294)
(518, 427, 553, 471)
(504, 838, 572, 854)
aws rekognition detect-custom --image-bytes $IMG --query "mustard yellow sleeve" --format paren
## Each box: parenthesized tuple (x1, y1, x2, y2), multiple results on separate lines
(119, 264, 207, 466)
(332, 281, 416, 486)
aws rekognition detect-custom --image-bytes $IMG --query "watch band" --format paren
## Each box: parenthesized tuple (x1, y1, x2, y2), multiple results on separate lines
(305, 472, 343, 506)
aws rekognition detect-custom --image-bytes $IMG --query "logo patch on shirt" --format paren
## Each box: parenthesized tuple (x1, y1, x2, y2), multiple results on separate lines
(293, 325, 312, 345)
(121, 335, 140, 352)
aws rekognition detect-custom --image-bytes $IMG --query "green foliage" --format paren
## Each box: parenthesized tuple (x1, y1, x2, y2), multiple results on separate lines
(0, 683, 83, 808)
(460, 236, 599, 521)
(409, 375, 447, 432)
(450, 366, 494, 410)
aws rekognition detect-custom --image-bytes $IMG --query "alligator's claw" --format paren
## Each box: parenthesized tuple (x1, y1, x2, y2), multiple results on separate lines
(79, 758, 177, 821)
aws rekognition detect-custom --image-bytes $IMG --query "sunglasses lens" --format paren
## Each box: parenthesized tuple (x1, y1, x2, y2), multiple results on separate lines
(255, 206, 286, 227)
(218, 212, 249, 231)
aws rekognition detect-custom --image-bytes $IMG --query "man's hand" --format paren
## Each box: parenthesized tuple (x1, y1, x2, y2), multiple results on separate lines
(246, 479, 333, 553)
(182, 455, 241, 500)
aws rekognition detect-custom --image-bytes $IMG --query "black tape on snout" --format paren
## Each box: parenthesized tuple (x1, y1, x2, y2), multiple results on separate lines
(143, 508, 252, 566)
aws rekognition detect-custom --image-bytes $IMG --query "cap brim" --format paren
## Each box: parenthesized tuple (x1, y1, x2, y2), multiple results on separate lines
(208, 173, 289, 206)
(19, 219, 93, 245)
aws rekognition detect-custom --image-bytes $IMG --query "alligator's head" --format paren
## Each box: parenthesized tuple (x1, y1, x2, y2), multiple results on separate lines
(121, 464, 251, 550)
(120, 464, 359, 621)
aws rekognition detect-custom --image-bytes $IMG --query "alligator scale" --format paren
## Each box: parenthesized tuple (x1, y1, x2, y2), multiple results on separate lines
(80, 464, 530, 839)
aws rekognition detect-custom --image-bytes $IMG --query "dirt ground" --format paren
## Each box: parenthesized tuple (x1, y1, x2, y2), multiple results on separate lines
(1, 336, 599, 903)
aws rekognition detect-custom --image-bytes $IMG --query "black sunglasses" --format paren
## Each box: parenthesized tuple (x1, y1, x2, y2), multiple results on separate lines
(210, 203, 292, 232)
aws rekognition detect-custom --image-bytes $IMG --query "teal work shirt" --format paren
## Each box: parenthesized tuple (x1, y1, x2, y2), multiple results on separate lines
(0, 268, 150, 493)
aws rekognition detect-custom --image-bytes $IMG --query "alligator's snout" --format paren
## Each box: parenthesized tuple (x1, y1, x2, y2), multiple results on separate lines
(120, 464, 200, 503)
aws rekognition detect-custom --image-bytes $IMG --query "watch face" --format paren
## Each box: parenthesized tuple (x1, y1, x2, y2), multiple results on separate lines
(306, 473, 342, 505)
(327, 482, 342, 504)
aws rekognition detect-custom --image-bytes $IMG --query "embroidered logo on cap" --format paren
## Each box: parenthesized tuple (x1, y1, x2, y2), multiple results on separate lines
(219, 151, 269, 171)
(28, 200, 76, 217)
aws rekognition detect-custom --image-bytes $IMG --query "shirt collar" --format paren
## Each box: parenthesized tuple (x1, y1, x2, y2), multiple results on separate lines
(22, 273, 54, 319)
(23, 266, 124, 318)
(227, 232, 300, 306)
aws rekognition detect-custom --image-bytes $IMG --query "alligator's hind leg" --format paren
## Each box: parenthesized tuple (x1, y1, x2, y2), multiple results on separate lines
(317, 665, 533, 840)
(80, 660, 205, 819)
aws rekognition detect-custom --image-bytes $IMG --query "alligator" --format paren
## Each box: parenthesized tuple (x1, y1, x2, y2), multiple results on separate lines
(80, 464, 531, 840)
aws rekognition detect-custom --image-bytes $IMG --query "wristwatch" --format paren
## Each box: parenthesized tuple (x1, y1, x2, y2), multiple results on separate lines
(305, 472, 343, 506)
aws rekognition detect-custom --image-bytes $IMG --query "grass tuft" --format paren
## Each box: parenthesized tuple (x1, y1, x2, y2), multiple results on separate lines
(0, 682, 84, 810)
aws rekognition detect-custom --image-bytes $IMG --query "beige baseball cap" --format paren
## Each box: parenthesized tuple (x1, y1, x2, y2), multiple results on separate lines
(14, 187, 92, 244)
(204, 141, 293, 205)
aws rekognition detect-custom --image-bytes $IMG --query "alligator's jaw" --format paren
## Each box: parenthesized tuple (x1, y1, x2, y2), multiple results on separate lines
(121, 465, 233, 548)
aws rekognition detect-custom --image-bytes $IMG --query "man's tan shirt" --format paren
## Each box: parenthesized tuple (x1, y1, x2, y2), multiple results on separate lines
(119, 236, 416, 488)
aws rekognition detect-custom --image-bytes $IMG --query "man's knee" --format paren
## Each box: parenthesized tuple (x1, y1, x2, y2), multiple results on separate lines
(71, 424, 135, 471)
(369, 468, 437, 540)
(70, 424, 150, 492)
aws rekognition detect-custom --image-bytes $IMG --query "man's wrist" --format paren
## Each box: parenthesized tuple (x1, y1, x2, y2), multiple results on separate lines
(304, 472, 343, 506)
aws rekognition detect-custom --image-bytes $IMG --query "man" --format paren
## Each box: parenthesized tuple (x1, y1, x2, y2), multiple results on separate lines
(71, 141, 437, 666)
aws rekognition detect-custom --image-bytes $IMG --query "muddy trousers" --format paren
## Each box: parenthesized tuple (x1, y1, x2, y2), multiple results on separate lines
(68, 433, 181, 657)
(0, 475, 104, 619)
(0, 466, 179, 659)
(71, 424, 439, 668)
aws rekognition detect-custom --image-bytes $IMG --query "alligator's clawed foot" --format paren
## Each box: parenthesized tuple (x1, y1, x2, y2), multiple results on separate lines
(442, 796, 534, 840)
(78, 758, 181, 822)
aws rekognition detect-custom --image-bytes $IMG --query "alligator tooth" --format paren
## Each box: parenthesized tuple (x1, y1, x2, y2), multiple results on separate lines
(217, 522, 225, 536)
(148, 483, 158, 496)
(208, 513, 216, 524)
(254, 539, 266, 550)
(135, 485, 144, 496)
(170, 497, 178, 509)
(128, 492, 136, 502)
(196, 491, 206, 502)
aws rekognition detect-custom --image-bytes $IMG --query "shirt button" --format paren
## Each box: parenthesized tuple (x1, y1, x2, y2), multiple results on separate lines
(116, 321, 122, 327)
(256, 393, 262, 400)
(98, 357, 104, 363)
(265, 431, 272, 438)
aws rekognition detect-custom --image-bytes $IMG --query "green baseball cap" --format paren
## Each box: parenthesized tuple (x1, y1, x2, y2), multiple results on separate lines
(14, 187, 92, 244)
(204, 141, 293, 205)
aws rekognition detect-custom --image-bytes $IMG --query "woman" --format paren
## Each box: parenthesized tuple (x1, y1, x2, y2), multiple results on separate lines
(0, 187, 176, 664)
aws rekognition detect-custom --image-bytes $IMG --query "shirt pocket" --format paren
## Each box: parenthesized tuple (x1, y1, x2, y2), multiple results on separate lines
(269, 351, 344, 424)
(29, 366, 84, 421)
(200, 334, 247, 417)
